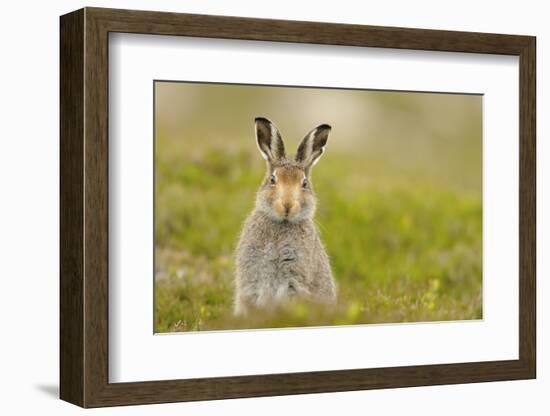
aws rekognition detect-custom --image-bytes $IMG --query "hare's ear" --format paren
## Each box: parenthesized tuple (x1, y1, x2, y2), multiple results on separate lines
(295, 124, 331, 168)
(255, 117, 286, 163)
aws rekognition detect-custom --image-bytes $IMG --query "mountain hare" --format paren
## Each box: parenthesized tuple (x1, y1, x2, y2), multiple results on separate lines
(234, 117, 336, 315)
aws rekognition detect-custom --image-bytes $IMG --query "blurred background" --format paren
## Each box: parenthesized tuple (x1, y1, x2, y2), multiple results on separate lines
(154, 81, 482, 332)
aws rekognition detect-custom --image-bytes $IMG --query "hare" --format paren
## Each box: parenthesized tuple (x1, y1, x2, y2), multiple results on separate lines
(234, 117, 336, 315)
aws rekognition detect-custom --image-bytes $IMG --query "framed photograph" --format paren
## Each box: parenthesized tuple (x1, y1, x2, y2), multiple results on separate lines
(60, 7, 536, 407)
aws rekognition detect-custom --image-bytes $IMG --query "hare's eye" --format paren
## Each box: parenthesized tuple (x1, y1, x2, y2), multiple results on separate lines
(302, 178, 308, 189)
(269, 174, 276, 185)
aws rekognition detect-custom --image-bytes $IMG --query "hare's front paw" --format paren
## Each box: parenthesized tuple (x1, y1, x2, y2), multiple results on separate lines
(287, 281, 312, 299)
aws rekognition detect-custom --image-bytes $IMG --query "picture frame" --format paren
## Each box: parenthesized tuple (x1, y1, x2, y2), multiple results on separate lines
(60, 7, 536, 408)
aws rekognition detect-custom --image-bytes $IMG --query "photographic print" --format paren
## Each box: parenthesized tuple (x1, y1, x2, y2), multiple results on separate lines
(60, 9, 536, 406)
(154, 81, 482, 333)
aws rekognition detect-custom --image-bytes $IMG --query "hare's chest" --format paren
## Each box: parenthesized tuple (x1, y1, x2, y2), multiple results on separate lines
(254, 241, 304, 301)
(260, 239, 309, 283)
(262, 240, 302, 266)
(236, 220, 318, 307)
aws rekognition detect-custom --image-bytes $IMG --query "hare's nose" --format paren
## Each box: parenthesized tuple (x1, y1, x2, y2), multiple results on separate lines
(283, 202, 292, 214)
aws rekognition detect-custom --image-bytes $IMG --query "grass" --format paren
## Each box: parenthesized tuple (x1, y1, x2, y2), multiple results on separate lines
(155, 142, 482, 332)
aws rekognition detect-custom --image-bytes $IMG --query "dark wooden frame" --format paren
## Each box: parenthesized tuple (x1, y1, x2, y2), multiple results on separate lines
(60, 7, 536, 408)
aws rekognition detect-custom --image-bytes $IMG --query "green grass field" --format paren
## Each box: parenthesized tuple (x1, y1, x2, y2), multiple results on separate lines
(154, 83, 482, 332)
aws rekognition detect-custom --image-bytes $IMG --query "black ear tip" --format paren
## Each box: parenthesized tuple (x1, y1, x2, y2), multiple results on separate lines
(255, 117, 272, 125)
(318, 124, 332, 131)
